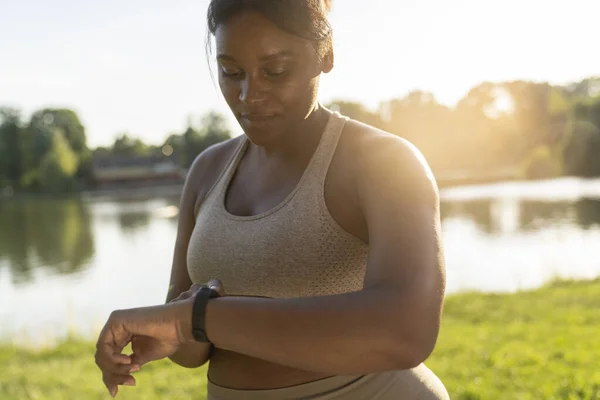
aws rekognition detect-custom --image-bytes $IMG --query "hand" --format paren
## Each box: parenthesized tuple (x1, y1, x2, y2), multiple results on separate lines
(95, 301, 193, 397)
(129, 280, 226, 371)
(94, 279, 225, 397)
(169, 279, 226, 303)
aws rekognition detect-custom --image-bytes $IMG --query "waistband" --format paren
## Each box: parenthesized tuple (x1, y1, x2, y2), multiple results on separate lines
(207, 374, 364, 400)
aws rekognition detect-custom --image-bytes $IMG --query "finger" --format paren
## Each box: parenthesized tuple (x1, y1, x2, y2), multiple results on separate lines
(107, 383, 117, 398)
(207, 279, 225, 296)
(114, 353, 133, 364)
(181, 284, 205, 299)
(104, 377, 134, 398)
(130, 352, 153, 367)
(103, 373, 136, 390)
(97, 361, 140, 377)
(113, 363, 141, 375)
(131, 352, 161, 368)
(104, 378, 135, 398)
(170, 284, 207, 302)
(169, 292, 188, 302)
(95, 345, 133, 369)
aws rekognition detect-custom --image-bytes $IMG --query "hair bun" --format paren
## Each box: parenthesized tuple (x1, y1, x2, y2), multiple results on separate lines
(323, 0, 332, 12)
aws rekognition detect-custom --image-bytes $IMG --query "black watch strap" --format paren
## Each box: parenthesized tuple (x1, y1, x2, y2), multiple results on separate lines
(191, 286, 220, 343)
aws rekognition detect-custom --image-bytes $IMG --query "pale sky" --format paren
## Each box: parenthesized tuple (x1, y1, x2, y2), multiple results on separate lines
(0, 0, 598, 148)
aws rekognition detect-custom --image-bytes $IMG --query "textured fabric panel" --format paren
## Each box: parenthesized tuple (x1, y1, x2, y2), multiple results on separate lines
(207, 366, 449, 399)
(187, 112, 369, 298)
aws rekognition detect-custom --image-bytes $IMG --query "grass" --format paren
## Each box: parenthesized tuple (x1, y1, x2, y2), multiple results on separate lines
(2, 279, 599, 400)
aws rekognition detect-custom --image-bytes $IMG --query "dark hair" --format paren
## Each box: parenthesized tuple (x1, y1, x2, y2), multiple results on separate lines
(205, 0, 334, 61)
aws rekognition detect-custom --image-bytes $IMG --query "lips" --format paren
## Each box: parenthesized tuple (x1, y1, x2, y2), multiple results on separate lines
(240, 113, 276, 122)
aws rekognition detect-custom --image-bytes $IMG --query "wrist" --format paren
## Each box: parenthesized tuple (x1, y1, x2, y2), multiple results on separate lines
(191, 286, 221, 343)
(173, 298, 196, 344)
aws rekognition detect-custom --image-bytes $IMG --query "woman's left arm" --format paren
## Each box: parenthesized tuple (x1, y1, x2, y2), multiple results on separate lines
(206, 133, 446, 375)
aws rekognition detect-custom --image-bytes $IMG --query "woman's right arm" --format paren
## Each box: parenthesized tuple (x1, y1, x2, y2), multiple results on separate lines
(165, 147, 222, 368)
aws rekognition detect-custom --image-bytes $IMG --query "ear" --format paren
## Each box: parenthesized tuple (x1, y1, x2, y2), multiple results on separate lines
(322, 49, 334, 74)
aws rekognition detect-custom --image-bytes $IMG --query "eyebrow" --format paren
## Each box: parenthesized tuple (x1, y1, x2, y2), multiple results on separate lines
(217, 50, 296, 63)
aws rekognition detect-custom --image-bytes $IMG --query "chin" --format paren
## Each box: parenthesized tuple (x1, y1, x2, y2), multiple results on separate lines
(243, 129, 279, 147)
(239, 118, 281, 146)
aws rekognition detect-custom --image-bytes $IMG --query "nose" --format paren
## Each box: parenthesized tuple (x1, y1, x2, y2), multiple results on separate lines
(239, 76, 267, 105)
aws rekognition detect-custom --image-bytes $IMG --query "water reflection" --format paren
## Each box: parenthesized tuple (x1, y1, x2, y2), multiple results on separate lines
(440, 199, 497, 234)
(441, 196, 600, 234)
(1, 189, 599, 288)
(0, 199, 95, 284)
(118, 211, 152, 234)
(574, 198, 600, 229)
(114, 196, 179, 233)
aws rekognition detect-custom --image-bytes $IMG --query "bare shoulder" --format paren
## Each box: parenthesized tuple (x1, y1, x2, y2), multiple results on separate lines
(342, 119, 439, 206)
(184, 135, 245, 209)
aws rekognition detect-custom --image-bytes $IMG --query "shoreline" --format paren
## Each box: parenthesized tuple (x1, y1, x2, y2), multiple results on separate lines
(0, 176, 515, 202)
(0, 182, 184, 202)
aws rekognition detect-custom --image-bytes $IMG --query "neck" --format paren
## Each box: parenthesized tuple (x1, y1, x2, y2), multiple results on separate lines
(252, 103, 331, 162)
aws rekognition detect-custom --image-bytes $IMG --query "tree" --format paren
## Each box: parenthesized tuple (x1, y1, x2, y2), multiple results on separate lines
(38, 130, 79, 193)
(162, 133, 186, 166)
(29, 109, 87, 154)
(0, 108, 23, 187)
(562, 98, 600, 177)
(164, 111, 232, 168)
(111, 133, 151, 156)
(382, 91, 454, 172)
(17, 108, 88, 190)
(562, 76, 600, 100)
(198, 111, 231, 151)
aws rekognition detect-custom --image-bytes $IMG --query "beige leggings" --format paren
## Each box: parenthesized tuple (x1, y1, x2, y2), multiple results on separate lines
(207, 364, 449, 400)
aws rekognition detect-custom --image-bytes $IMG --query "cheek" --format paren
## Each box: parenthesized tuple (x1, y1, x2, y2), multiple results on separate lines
(217, 72, 320, 111)
(218, 77, 240, 105)
(280, 75, 320, 109)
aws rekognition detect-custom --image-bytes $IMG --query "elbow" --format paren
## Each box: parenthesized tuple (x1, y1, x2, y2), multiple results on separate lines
(387, 338, 437, 371)
(404, 339, 437, 370)
(386, 325, 440, 370)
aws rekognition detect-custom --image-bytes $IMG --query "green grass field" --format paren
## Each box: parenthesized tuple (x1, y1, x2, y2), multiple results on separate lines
(2, 279, 599, 400)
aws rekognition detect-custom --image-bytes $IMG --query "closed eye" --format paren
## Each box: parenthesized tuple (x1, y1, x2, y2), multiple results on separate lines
(221, 69, 245, 79)
(265, 70, 288, 78)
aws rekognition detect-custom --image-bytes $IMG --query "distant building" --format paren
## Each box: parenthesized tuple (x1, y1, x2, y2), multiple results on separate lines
(91, 154, 187, 189)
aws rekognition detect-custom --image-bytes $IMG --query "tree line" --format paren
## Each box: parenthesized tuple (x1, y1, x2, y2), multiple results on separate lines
(329, 76, 600, 182)
(1, 76, 599, 194)
(0, 109, 231, 194)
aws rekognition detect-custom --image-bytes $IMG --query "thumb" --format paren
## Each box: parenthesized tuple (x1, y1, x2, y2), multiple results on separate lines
(130, 351, 151, 367)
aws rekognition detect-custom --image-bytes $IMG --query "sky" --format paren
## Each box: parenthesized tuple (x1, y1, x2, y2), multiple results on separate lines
(0, 0, 598, 148)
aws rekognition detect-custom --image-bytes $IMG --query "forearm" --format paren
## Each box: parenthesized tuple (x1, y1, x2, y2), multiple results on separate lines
(204, 289, 427, 375)
(168, 342, 211, 368)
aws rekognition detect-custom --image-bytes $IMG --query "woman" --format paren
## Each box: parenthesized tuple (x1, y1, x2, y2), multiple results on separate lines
(96, 0, 449, 398)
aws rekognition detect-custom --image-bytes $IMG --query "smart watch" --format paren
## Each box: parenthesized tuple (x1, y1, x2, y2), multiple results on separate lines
(191, 286, 220, 343)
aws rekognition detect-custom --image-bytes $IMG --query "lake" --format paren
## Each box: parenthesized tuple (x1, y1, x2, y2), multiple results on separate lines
(2, 177, 600, 346)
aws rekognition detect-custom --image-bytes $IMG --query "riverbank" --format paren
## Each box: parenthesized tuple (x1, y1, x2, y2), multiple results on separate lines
(0, 165, 522, 202)
(0, 183, 184, 203)
(1, 278, 599, 399)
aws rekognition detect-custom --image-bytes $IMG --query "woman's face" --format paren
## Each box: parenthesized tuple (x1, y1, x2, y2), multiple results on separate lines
(215, 11, 332, 146)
